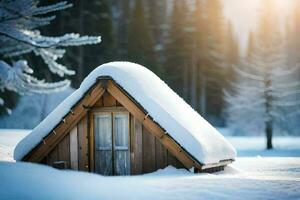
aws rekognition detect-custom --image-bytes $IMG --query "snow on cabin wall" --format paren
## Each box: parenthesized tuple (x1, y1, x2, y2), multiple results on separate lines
(0, 87, 74, 129)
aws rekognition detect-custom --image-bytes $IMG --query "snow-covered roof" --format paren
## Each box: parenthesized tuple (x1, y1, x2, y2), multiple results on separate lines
(14, 62, 236, 164)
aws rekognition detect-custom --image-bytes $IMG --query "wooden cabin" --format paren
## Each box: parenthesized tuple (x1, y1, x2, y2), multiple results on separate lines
(14, 62, 236, 175)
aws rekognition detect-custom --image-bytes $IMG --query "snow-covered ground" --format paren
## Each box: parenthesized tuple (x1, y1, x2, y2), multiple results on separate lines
(0, 159, 299, 200)
(0, 129, 300, 199)
(227, 136, 300, 157)
(0, 129, 30, 162)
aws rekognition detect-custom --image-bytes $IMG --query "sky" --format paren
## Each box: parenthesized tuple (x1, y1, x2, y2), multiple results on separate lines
(223, 0, 295, 52)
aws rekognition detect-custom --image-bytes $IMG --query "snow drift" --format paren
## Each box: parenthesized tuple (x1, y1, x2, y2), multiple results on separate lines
(14, 61, 236, 164)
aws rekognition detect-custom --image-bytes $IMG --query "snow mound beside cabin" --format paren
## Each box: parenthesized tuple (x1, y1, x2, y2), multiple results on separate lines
(14, 61, 236, 164)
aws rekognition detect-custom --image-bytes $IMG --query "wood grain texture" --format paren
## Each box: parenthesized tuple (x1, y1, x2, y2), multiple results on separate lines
(93, 96, 103, 107)
(103, 91, 116, 107)
(142, 126, 156, 173)
(78, 115, 88, 171)
(89, 112, 94, 172)
(130, 115, 143, 174)
(46, 146, 58, 166)
(155, 138, 168, 169)
(70, 126, 78, 170)
(58, 133, 70, 168)
(23, 82, 105, 162)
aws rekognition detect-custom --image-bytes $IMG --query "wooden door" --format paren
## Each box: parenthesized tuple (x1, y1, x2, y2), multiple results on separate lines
(94, 113, 113, 175)
(94, 112, 130, 175)
(113, 113, 130, 175)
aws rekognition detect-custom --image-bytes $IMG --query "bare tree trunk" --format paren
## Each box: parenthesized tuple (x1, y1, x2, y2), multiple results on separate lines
(266, 121, 273, 149)
(265, 77, 273, 149)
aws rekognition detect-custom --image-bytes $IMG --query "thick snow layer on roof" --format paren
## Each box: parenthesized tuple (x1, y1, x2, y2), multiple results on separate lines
(14, 61, 236, 164)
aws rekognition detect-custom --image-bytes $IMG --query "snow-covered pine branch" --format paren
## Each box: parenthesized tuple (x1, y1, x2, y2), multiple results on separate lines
(0, 0, 101, 112)
(0, 60, 70, 94)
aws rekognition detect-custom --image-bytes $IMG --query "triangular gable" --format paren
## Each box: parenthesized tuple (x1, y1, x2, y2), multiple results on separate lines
(16, 62, 236, 170)
(22, 77, 203, 170)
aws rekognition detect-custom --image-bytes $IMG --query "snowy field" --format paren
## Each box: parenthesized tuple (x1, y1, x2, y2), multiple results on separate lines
(0, 129, 30, 162)
(0, 129, 300, 200)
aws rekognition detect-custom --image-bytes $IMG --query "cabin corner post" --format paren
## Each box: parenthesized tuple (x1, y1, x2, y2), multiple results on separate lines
(88, 109, 95, 172)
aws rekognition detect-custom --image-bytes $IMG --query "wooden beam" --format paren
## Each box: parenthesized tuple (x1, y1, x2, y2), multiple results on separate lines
(200, 160, 233, 170)
(105, 79, 202, 170)
(70, 126, 78, 170)
(23, 82, 105, 162)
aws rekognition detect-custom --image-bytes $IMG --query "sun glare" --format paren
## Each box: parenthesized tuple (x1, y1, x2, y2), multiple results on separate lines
(224, 0, 295, 52)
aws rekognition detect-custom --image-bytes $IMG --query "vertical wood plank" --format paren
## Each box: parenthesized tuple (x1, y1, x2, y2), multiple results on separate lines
(167, 150, 184, 168)
(47, 146, 58, 166)
(78, 115, 88, 171)
(88, 113, 94, 172)
(58, 133, 70, 168)
(103, 91, 116, 107)
(142, 126, 156, 173)
(130, 115, 143, 174)
(155, 138, 168, 169)
(70, 126, 78, 170)
(116, 100, 123, 107)
(93, 96, 103, 107)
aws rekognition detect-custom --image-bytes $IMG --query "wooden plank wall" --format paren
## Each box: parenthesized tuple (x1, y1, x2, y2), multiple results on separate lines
(44, 114, 88, 171)
(70, 126, 78, 170)
(77, 116, 88, 171)
(43, 91, 184, 174)
(130, 116, 184, 174)
(46, 133, 70, 168)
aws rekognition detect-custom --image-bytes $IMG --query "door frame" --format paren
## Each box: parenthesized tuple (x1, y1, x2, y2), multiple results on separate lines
(89, 106, 130, 175)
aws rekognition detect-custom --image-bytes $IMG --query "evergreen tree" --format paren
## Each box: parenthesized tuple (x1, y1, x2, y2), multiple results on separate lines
(146, 0, 167, 64)
(190, 0, 207, 113)
(164, 0, 193, 99)
(127, 0, 157, 74)
(48, 0, 115, 87)
(224, 21, 240, 93)
(286, 1, 300, 82)
(201, 0, 227, 124)
(285, 0, 300, 133)
(113, 0, 131, 59)
(146, 0, 167, 48)
(225, 0, 300, 148)
(0, 0, 101, 113)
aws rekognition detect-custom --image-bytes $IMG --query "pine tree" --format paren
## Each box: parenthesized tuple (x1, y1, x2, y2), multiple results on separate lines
(224, 21, 240, 93)
(286, 1, 300, 68)
(285, 0, 300, 133)
(146, 0, 167, 65)
(225, 0, 300, 148)
(200, 0, 227, 123)
(164, 0, 193, 100)
(114, 0, 131, 59)
(127, 0, 157, 73)
(44, 0, 115, 87)
(0, 0, 101, 113)
(190, 0, 207, 113)
(82, 0, 115, 79)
